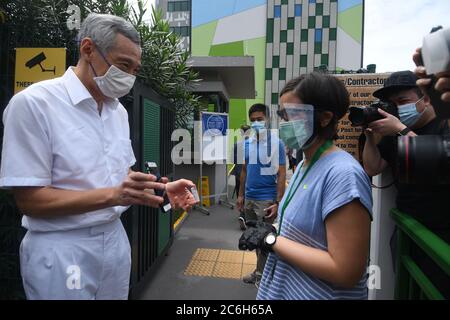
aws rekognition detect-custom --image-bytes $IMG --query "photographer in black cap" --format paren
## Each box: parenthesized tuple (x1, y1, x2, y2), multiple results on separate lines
(362, 70, 450, 297)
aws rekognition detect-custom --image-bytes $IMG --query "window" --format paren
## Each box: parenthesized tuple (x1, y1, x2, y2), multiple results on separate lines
(265, 68, 272, 81)
(287, 43, 294, 55)
(323, 16, 330, 28)
(295, 4, 302, 17)
(321, 54, 329, 66)
(315, 29, 322, 42)
(274, 5, 281, 18)
(272, 56, 280, 68)
(287, 17, 295, 30)
(279, 68, 286, 80)
(316, 3, 323, 15)
(309, 0, 316, 3)
(280, 30, 287, 43)
(272, 93, 279, 105)
(168, 1, 190, 12)
(301, 29, 308, 42)
(315, 42, 322, 54)
(170, 26, 191, 37)
(308, 16, 315, 29)
(300, 55, 307, 67)
(267, 18, 274, 43)
(330, 28, 337, 41)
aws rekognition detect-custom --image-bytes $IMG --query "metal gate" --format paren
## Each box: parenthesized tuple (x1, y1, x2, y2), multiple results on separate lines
(120, 81, 176, 299)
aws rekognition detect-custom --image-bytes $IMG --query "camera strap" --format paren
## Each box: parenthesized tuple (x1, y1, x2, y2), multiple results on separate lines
(277, 140, 333, 235)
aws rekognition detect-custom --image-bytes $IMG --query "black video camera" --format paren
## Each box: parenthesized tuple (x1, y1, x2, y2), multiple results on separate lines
(348, 101, 398, 127)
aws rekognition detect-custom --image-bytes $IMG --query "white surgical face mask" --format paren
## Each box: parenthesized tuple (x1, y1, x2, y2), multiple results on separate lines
(91, 47, 136, 99)
(93, 65, 136, 99)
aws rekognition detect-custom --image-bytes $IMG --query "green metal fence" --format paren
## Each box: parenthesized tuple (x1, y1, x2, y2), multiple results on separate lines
(391, 209, 450, 300)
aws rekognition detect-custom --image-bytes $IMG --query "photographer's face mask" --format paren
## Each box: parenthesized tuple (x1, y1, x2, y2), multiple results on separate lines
(90, 47, 136, 99)
(398, 97, 425, 127)
(278, 104, 314, 149)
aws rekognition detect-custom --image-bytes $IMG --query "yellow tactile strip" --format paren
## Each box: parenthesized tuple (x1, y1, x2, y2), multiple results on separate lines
(184, 248, 257, 279)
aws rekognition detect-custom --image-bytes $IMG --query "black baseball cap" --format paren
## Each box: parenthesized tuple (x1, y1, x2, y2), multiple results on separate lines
(373, 71, 418, 100)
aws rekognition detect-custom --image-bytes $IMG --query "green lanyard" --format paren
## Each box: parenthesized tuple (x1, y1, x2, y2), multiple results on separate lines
(277, 140, 333, 235)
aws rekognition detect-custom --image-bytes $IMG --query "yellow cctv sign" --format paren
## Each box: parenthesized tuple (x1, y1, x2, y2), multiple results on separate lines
(15, 48, 66, 94)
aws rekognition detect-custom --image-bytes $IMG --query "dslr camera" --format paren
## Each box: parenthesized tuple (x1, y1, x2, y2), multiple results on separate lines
(348, 101, 398, 127)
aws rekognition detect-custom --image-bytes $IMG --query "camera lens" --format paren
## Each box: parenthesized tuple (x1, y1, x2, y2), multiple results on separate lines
(397, 135, 450, 184)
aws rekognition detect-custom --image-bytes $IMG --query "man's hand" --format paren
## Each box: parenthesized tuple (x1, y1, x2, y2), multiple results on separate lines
(236, 195, 244, 212)
(368, 109, 406, 136)
(165, 179, 199, 211)
(113, 171, 166, 208)
(414, 48, 450, 103)
(434, 76, 450, 102)
(264, 203, 278, 220)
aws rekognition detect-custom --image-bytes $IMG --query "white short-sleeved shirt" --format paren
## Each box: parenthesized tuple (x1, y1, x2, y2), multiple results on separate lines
(0, 67, 136, 231)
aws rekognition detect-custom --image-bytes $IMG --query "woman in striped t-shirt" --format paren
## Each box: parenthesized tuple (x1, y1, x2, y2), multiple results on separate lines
(243, 73, 373, 300)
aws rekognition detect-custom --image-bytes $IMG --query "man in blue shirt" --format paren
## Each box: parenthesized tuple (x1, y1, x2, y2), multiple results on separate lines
(236, 103, 286, 285)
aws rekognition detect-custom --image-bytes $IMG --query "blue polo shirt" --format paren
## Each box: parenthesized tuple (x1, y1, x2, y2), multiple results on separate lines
(244, 132, 286, 201)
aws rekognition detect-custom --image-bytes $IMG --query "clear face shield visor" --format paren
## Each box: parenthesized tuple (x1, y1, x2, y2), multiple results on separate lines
(277, 104, 315, 150)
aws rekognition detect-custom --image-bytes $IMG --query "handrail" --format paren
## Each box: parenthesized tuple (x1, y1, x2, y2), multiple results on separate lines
(390, 208, 450, 277)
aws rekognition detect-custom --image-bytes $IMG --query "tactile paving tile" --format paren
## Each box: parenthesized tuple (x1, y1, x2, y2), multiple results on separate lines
(184, 259, 215, 277)
(217, 250, 244, 263)
(192, 248, 220, 261)
(185, 248, 257, 279)
(212, 262, 242, 279)
(243, 252, 257, 265)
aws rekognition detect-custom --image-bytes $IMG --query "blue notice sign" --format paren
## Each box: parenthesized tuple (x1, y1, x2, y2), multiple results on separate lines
(202, 112, 228, 136)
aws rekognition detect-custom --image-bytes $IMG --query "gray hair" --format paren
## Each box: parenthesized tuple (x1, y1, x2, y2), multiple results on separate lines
(78, 13, 141, 54)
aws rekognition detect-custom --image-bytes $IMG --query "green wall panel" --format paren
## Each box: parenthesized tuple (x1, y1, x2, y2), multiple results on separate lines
(209, 40, 244, 56)
(338, 4, 363, 43)
(229, 98, 247, 130)
(243, 37, 266, 100)
(192, 20, 218, 56)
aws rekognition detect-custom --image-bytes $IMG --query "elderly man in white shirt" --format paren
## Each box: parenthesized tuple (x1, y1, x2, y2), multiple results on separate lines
(0, 13, 197, 300)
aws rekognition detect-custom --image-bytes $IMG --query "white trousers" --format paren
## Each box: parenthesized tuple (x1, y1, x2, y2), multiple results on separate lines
(19, 219, 131, 300)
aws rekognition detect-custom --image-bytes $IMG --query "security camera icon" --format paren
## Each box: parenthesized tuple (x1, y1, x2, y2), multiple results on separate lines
(25, 52, 56, 74)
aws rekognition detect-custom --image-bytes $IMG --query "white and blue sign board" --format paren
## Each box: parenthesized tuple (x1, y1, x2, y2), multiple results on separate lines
(201, 112, 228, 162)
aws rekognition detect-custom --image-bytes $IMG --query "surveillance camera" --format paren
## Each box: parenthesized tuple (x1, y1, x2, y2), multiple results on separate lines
(25, 52, 47, 69)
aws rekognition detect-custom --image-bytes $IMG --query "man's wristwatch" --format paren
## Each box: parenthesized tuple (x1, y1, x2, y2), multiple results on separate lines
(264, 232, 277, 250)
(397, 127, 411, 136)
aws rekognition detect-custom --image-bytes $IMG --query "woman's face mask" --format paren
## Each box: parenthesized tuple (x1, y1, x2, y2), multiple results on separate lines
(398, 97, 425, 127)
(278, 104, 314, 149)
(91, 47, 136, 99)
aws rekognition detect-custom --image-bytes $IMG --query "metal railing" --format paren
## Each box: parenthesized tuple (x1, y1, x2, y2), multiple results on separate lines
(390, 209, 450, 300)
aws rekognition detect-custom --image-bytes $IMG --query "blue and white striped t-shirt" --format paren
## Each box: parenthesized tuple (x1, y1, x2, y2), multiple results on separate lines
(257, 150, 373, 300)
